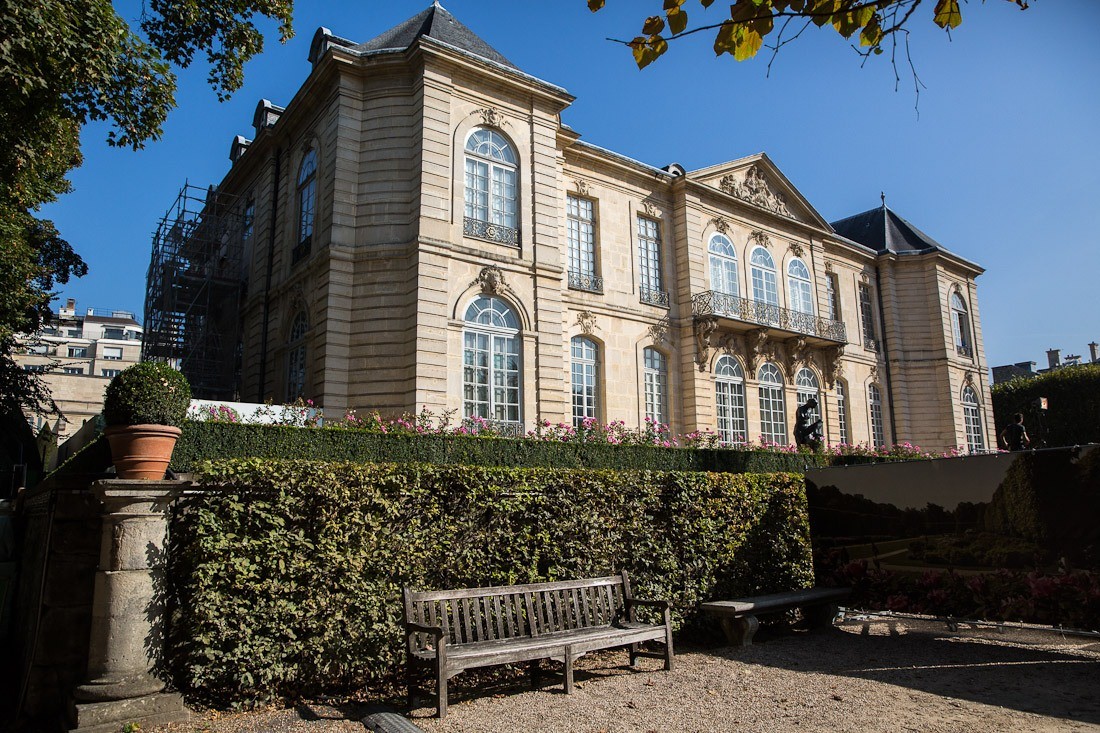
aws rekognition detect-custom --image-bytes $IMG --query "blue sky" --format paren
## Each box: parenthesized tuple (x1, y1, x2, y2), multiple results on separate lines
(43, 0, 1100, 371)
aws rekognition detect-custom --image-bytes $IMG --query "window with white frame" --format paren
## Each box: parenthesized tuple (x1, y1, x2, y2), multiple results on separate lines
(101, 368, 121, 378)
(637, 216, 665, 306)
(63, 367, 84, 375)
(825, 272, 841, 321)
(101, 346, 123, 361)
(951, 291, 972, 357)
(750, 247, 779, 306)
(795, 368, 821, 424)
(463, 296, 521, 426)
(464, 129, 517, 242)
(962, 386, 984, 452)
(68, 346, 87, 358)
(567, 196, 598, 290)
(708, 233, 739, 296)
(571, 336, 600, 426)
(757, 362, 787, 445)
(787, 258, 815, 315)
(836, 381, 849, 444)
(715, 355, 747, 443)
(868, 384, 886, 447)
(642, 347, 668, 425)
(286, 311, 308, 401)
(295, 148, 317, 260)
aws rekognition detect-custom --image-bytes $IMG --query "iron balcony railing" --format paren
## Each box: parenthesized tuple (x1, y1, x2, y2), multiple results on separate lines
(956, 343, 973, 358)
(463, 217, 519, 247)
(567, 271, 604, 293)
(692, 290, 847, 343)
(640, 286, 670, 308)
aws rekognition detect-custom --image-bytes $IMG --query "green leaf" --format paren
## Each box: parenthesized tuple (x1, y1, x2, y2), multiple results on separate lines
(587, 0, 605, 10)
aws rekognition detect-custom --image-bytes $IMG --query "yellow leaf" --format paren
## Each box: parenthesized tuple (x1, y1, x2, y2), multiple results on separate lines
(663, 0, 686, 9)
(734, 26, 764, 61)
(934, 0, 963, 28)
(668, 6, 689, 35)
(587, 0, 605, 10)
(713, 20, 737, 55)
(859, 16, 883, 47)
(642, 15, 666, 34)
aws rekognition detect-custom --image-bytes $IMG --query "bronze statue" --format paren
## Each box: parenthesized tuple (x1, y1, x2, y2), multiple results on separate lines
(794, 397, 823, 450)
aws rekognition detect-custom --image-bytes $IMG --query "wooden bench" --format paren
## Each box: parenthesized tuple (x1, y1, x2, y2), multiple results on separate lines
(701, 587, 850, 646)
(402, 572, 674, 717)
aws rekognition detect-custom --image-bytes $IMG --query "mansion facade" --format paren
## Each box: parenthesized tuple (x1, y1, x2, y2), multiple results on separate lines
(171, 4, 992, 453)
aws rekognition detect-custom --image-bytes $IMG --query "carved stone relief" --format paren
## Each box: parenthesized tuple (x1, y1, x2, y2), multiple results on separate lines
(648, 316, 670, 345)
(786, 336, 810, 380)
(471, 265, 513, 298)
(824, 261, 834, 273)
(748, 230, 771, 250)
(576, 310, 598, 336)
(788, 241, 805, 259)
(718, 164, 794, 219)
(869, 363, 880, 381)
(476, 107, 509, 128)
(693, 317, 720, 371)
(711, 217, 730, 235)
(573, 178, 590, 197)
(748, 327, 776, 371)
(642, 201, 659, 218)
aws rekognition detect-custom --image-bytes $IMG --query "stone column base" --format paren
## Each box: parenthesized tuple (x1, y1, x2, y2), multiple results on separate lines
(70, 691, 189, 733)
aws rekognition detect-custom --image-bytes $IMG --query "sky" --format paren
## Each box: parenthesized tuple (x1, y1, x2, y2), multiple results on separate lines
(42, 0, 1100, 372)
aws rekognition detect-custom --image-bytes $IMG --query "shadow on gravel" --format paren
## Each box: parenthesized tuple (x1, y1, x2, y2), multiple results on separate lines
(723, 620, 1100, 726)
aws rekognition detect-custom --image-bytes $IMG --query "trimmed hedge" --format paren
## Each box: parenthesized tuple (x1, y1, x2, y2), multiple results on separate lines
(169, 421, 883, 475)
(168, 459, 813, 705)
(992, 364, 1100, 447)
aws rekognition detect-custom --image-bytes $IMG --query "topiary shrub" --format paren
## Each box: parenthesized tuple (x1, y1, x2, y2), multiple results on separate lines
(104, 361, 191, 427)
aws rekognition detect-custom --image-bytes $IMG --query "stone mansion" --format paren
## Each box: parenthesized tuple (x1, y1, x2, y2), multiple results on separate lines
(150, 4, 993, 453)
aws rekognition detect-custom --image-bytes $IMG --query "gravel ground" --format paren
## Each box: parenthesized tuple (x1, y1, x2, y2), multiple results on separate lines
(147, 617, 1100, 733)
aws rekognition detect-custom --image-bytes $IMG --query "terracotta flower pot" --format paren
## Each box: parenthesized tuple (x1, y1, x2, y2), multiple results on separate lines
(104, 424, 182, 480)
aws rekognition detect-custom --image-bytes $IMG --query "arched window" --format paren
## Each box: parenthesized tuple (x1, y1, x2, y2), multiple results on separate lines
(643, 348, 668, 426)
(463, 296, 521, 427)
(757, 362, 786, 445)
(295, 148, 317, 260)
(796, 368, 821, 425)
(715, 356, 746, 443)
(868, 384, 886, 448)
(835, 381, 849, 444)
(708, 234, 739, 296)
(571, 337, 600, 427)
(787, 258, 815, 315)
(464, 129, 518, 242)
(951, 291, 972, 357)
(286, 311, 308, 401)
(750, 247, 779, 306)
(962, 386, 984, 452)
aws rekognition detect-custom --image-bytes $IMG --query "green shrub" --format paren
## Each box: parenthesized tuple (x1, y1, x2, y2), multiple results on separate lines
(168, 460, 813, 705)
(103, 362, 191, 427)
(991, 364, 1100, 447)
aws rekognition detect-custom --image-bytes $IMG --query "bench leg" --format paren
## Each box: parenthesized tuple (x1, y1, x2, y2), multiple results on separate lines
(629, 642, 640, 668)
(529, 659, 542, 689)
(719, 615, 759, 647)
(564, 647, 575, 695)
(436, 665, 448, 718)
(406, 662, 416, 710)
(664, 632, 675, 671)
(805, 603, 840, 629)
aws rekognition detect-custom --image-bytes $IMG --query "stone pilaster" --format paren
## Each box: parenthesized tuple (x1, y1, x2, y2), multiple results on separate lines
(69, 480, 190, 733)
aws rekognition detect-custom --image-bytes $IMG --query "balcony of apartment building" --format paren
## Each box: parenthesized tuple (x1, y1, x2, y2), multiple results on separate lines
(691, 289, 847, 348)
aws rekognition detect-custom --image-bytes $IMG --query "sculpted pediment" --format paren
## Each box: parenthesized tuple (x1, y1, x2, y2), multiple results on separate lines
(689, 155, 828, 228)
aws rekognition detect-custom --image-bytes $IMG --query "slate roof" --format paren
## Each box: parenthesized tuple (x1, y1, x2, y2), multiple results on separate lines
(355, 2, 518, 71)
(830, 205, 951, 256)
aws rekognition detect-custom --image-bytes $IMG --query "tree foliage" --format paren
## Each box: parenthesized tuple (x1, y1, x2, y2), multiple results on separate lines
(0, 0, 294, 416)
(588, 0, 1030, 70)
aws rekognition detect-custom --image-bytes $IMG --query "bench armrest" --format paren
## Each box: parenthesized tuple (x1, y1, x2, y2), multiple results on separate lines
(405, 621, 445, 638)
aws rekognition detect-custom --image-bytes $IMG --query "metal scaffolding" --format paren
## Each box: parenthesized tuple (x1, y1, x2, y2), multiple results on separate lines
(142, 183, 247, 400)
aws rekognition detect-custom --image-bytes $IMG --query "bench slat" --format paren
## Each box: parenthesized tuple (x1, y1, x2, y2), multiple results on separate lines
(406, 575, 624, 603)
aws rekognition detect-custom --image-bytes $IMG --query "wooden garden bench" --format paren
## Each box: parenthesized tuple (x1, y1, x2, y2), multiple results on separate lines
(701, 587, 850, 646)
(402, 572, 674, 717)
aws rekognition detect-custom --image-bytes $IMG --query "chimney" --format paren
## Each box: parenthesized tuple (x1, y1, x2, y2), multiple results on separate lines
(66, 298, 75, 309)
(1046, 349, 1061, 369)
(1090, 342, 1098, 363)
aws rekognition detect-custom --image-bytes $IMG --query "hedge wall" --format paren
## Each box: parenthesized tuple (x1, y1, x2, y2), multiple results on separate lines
(168, 421, 877, 475)
(168, 459, 813, 705)
(992, 364, 1100, 447)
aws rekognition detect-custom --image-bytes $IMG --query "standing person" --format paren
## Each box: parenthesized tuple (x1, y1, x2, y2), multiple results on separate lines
(1000, 413, 1030, 451)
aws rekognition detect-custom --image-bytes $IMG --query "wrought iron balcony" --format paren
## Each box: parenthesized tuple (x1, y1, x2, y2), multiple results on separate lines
(692, 290, 846, 343)
(639, 287, 670, 308)
(567, 271, 604, 293)
(463, 217, 519, 247)
(864, 337, 880, 352)
(956, 343, 973, 358)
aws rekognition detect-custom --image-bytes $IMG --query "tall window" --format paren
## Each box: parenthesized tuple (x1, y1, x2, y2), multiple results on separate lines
(859, 281, 877, 349)
(750, 247, 779, 306)
(836, 381, 849, 444)
(295, 149, 317, 260)
(951, 291, 972, 357)
(567, 196, 598, 290)
(787, 258, 815, 315)
(824, 272, 841, 321)
(962, 386, 984, 452)
(571, 337, 600, 426)
(464, 129, 517, 242)
(463, 297, 522, 426)
(637, 217, 665, 306)
(715, 356, 747, 443)
(795, 368, 821, 424)
(643, 347, 668, 425)
(242, 196, 255, 242)
(868, 384, 885, 448)
(708, 234, 739, 296)
(758, 362, 787, 445)
(286, 311, 308, 401)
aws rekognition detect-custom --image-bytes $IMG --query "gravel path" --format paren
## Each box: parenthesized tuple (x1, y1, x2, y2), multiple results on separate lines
(147, 617, 1100, 733)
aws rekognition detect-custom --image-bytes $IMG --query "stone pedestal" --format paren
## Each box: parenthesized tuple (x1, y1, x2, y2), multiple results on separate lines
(69, 480, 190, 732)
